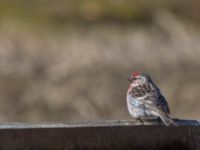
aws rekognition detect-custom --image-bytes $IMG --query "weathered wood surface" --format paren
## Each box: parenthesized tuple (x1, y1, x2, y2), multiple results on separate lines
(0, 119, 199, 150)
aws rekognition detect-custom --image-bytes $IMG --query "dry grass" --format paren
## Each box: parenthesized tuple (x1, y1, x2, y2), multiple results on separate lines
(0, 12, 199, 122)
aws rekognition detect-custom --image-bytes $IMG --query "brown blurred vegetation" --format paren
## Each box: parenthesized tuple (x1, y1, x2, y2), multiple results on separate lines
(1, 0, 200, 26)
(0, 1, 199, 122)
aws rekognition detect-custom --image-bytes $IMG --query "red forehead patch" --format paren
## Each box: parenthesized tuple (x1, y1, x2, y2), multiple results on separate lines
(132, 72, 140, 77)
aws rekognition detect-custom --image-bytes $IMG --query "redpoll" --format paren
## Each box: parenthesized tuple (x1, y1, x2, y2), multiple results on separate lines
(126, 72, 177, 126)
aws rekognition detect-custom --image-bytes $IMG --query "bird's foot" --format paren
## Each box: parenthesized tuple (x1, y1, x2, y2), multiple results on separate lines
(136, 118, 144, 125)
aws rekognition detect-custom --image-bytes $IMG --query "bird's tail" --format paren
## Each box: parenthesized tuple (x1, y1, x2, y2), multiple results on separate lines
(158, 111, 178, 127)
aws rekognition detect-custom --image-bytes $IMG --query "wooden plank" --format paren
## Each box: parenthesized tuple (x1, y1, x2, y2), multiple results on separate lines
(0, 119, 199, 150)
(0, 118, 199, 129)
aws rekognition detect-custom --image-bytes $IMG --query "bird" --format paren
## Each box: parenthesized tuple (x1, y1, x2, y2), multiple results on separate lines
(126, 72, 177, 126)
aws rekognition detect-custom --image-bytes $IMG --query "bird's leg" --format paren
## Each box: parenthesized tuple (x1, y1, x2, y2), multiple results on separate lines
(136, 117, 144, 125)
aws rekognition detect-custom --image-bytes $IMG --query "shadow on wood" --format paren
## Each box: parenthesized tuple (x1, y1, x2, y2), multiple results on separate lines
(0, 119, 199, 150)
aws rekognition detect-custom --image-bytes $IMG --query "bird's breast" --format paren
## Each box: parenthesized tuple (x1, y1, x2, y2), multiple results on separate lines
(127, 95, 143, 108)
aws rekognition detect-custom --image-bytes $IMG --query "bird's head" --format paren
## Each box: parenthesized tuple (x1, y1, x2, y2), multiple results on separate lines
(128, 72, 151, 86)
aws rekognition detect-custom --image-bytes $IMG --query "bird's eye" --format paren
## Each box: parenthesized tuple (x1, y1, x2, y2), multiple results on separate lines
(128, 76, 138, 81)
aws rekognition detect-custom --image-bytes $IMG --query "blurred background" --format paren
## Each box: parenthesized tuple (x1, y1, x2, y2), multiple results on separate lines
(0, 0, 199, 122)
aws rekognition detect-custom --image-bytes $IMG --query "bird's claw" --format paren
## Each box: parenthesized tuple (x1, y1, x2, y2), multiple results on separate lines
(136, 118, 144, 125)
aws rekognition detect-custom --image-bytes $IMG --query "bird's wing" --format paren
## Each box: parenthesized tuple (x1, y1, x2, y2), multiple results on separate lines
(130, 83, 170, 114)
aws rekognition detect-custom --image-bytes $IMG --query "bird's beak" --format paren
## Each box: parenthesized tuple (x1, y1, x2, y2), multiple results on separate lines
(128, 76, 133, 82)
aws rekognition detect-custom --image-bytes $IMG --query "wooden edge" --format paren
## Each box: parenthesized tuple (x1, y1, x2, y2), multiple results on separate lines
(0, 118, 199, 129)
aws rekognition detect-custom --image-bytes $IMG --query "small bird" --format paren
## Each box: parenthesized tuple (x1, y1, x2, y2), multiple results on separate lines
(126, 72, 177, 126)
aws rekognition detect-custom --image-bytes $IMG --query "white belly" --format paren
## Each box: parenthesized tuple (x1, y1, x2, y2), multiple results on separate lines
(126, 94, 154, 118)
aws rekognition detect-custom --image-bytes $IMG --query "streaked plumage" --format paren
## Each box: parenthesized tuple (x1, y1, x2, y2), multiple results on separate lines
(126, 72, 177, 126)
